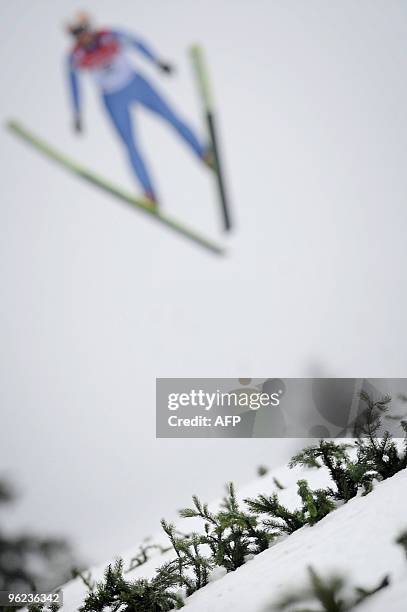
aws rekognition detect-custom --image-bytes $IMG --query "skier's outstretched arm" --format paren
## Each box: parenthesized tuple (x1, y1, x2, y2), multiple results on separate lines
(113, 30, 175, 74)
(67, 54, 83, 133)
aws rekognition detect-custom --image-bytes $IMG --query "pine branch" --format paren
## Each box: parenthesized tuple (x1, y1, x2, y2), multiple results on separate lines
(28, 603, 61, 612)
(179, 496, 217, 524)
(396, 529, 407, 559)
(161, 520, 211, 595)
(273, 477, 286, 490)
(290, 441, 375, 502)
(0, 478, 76, 594)
(257, 465, 269, 477)
(126, 539, 171, 572)
(72, 568, 95, 591)
(181, 483, 273, 572)
(245, 492, 306, 534)
(297, 480, 335, 526)
(356, 394, 407, 480)
(270, 566, 389, 611)
(79, 558, 184, 612)
(246, 480, 335, 535)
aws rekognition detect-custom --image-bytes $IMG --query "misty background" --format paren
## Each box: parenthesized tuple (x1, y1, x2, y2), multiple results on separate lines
(1, 0, 407, 567)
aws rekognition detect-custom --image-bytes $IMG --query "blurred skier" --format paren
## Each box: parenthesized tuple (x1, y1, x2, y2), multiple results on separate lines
(66, 12, 212, 207)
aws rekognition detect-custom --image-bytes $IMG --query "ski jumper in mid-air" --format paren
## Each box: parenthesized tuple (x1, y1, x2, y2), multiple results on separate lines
(66, 13, 212, 207)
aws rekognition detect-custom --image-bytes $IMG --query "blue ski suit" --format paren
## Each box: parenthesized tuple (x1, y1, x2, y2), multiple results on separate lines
(68, 29, 205, 198)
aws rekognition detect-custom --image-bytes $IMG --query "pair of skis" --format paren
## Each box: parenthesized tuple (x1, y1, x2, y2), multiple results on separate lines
(7, 46, 231, 256)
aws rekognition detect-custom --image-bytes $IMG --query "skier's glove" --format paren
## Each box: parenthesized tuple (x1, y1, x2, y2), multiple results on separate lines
(158, 61, 175, 75)
(73, 116, 83, 134)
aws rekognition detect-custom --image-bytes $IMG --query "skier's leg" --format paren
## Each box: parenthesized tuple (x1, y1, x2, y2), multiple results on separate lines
(137, 75, 207, 160)
(103, 91, 157, 201)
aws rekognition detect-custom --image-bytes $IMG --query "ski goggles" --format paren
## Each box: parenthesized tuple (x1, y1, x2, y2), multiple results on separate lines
(69, 24, 90, 37)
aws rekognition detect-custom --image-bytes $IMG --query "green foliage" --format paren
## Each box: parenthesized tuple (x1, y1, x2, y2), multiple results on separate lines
(354, 392, 392, 437)
(245, 492, 306, 535)
(72, 568, 95, 591)
(245, 480, 335, 535)
(180, 483, 273, 572)
(257, 465, 269, 477)
(273, 477, 285, 490)
(0, 480, 14, 503)
(79, 559, 184, 612)
(27, 400, 407, 610)
(356, 392, 407, 480)
(290, 441, 374, 502)
(396, 530, 407, 558)
(127, 539, 171, 572)
(28, 602, 61, 612)
(161, 520, 212, 595)
(0, 478, 76, 594)
(297, 480, 336, 526)
(271, 566, 389, 611)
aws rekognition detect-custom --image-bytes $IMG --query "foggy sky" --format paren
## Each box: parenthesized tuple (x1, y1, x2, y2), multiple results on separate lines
(1, 0, 407, 564)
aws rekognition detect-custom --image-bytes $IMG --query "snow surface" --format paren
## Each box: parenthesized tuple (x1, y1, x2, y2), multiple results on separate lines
(57, 462, 407, 611)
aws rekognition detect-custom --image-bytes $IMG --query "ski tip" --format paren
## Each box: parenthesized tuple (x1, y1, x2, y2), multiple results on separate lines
(189, 45, 203, 71)
(189, 44, 204, 58)
(5, 120, 25, 138)
(5, 119, 19, 131)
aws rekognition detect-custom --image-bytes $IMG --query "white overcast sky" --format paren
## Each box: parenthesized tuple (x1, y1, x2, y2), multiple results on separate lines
(1, 0, 407, 565)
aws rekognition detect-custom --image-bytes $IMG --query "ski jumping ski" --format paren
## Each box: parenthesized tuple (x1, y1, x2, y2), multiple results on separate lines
(190, 45, 232, 232)
(6, 121, 225, 256)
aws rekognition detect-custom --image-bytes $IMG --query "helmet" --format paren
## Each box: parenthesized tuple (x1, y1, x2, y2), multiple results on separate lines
(66, 11, 92, 37)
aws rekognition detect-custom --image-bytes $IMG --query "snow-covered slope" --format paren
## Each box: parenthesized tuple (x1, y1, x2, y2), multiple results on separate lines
(57, 462, 407, 611)
(183, 469, 407, 612)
